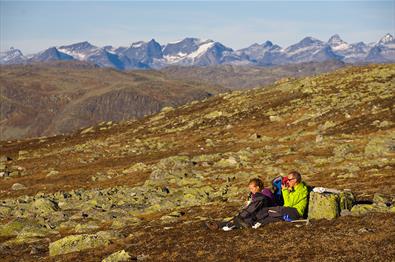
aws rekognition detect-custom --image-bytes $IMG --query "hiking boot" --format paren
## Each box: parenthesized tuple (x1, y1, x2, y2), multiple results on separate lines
(222, 225, 236, 231)
(205, 221, 219, 231)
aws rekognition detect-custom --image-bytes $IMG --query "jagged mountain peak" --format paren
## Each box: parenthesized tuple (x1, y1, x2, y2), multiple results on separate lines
(59, 41, 97, 51)
(3, 35, 395, 69)
(378, 33, 394, 45)
(262, 40, 273, 47)
(299, 36, 324, 45)
(0, 47, 26, 64)
(328, 34, 347, 45)
(31, 47, 74, 62)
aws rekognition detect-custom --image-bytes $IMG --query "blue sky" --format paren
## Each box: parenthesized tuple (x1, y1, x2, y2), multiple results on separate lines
(1, 1, 394, 54)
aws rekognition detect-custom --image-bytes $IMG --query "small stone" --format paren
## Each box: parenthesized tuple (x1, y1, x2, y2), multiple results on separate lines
(161, 106, 174, 113)
(46, 170, 59, 177)
(269, 115, 282, 122)
(204, 111, 223, 119)
(18, 150, 29, 160)
(315, 135, 323, 143)
(102, 250, 131, 262)
(11, 183, 26, 191)
(81, 126, 95, 134)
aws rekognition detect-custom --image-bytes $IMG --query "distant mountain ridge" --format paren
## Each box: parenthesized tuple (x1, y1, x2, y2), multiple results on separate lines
(1, 34, 394, 69)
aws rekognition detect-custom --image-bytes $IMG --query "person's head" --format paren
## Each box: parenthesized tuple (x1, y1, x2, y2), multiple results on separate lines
(287, 171, 302, 188)
(248, 178, 264, 194)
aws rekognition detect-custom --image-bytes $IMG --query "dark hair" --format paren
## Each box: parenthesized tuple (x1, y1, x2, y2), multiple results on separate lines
(249, 178, 264, 190)
(289, 171, 302, 183)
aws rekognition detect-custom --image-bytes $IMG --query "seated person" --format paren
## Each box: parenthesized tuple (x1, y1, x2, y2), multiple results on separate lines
(206, 177, 275, 231)
(254, 171, 308, 227)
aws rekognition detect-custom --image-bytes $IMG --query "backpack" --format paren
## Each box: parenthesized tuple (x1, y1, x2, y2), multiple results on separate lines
(271, 176, 284, 206)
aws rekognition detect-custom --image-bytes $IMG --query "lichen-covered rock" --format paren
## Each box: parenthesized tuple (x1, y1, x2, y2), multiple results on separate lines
(32, 198, 59, 214)
(0, 219, 25, 237)
(74, 221, 101, 233)
(350, 204, 377, 216)
(49, 233, 111, 256)
(364, 137, 394, 157)
(339, 190, 355, 211)
(102, 250, 131, 262)
(214, 157, 239, 168)
(373, 193, 392, 207)
(204, 111, 224, 119)
(308, 192, 340, 220)
(0, 205, 12, 218)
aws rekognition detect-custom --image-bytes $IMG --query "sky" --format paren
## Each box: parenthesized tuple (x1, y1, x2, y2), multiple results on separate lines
(1, 0, 394, 54)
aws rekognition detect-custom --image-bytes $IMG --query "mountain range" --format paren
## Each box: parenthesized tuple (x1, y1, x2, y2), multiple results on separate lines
(1, 34, 394, 69)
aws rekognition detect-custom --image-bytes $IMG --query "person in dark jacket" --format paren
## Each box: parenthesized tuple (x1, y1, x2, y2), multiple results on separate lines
(206, 178, 275, 231)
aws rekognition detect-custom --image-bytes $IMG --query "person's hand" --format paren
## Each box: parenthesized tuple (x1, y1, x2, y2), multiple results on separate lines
(281, 184, 287, 190)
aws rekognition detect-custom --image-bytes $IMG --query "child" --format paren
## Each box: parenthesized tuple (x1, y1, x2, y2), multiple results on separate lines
(206, 178, 275, 231)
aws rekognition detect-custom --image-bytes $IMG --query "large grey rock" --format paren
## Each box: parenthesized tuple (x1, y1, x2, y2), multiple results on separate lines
(308, 192, 340, 220)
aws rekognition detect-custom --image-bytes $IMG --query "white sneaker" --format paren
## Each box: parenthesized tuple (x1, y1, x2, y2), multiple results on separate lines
(222, 225, 235, 231)
(252, 222, 262, 229)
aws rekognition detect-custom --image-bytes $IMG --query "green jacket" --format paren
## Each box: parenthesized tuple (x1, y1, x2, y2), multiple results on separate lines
(282, 182, 308, 217)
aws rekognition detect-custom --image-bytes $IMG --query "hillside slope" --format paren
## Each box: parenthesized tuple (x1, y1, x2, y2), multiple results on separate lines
(0, 64, 394, 261)
(161, 60, 345, 89)
(0, 62, 226, 140)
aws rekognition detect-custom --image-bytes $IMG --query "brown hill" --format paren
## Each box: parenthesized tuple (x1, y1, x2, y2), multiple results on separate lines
(161, 60, 345, 90)
(0, 64, 394, 261)
(0, 61, 226, 140)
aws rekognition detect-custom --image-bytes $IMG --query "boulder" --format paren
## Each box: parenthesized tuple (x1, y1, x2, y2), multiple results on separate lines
(351, 204, 378, 216)
(32, 198, 59, 214)
(102, 250, 131, 262)
(308, 192, 340, 220)
(49, 233, 111, 256)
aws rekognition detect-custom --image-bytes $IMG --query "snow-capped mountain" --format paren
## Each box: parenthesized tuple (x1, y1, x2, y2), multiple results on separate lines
(0, 48, 27, 64)
(283, 37, 340, 63)
(159, 38, 233, 67)
(328, 34, 350, 51)
(58, 41, 97, 60)
(365, 33, 395, 62)
(116, 39, 162, 68)
(327, 35, 369, 63)
(30, 47, 74, 62)
(235, 41, 282, 65)
(2, 33, 394, 69)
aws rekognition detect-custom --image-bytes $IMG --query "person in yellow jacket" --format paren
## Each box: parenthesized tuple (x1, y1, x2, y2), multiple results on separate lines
(253, 171, 309, 228)
(281, 171, 309, 217)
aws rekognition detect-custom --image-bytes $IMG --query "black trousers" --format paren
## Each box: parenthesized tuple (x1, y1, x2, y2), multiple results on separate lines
(256, 206, 301, 225)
